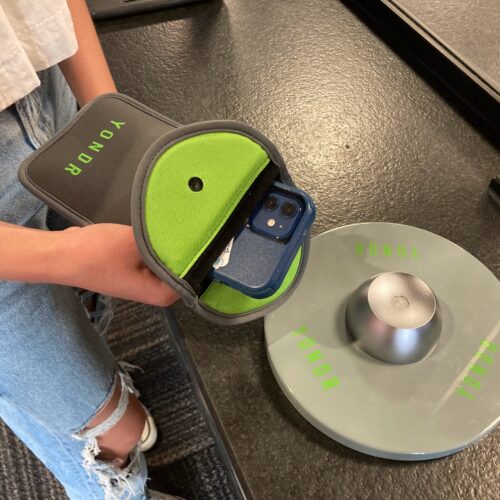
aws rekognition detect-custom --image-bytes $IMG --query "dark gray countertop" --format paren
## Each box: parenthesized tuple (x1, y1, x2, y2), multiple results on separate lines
(98, 1, 500, 498)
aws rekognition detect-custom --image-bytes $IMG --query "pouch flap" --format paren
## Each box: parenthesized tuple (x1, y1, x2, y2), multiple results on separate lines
(132, 124, 281, 291)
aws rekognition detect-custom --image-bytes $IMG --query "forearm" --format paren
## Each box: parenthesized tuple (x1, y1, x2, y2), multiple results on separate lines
(59, 0, 117, 106)
(0, 222, 73, 284)
(0, 222, 177, 306)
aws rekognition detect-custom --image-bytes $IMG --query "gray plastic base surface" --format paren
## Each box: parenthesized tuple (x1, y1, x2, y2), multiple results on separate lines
(265, 223, 500, 461)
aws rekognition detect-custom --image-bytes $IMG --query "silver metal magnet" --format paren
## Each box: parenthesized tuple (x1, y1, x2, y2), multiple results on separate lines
(346, 272, 441, 364)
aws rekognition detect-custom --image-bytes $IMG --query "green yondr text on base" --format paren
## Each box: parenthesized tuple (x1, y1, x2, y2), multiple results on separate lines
(291, 326, 340, 391)
(355, 242, 419, 259)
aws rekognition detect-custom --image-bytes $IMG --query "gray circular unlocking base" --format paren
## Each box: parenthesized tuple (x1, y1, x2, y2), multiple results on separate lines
(265, 223, 500, 461)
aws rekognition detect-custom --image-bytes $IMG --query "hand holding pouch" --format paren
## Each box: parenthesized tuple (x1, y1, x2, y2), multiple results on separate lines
(19, 94, 310, 325)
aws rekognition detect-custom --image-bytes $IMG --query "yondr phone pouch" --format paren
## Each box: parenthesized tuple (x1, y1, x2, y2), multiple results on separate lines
(19, 94, 309, 325)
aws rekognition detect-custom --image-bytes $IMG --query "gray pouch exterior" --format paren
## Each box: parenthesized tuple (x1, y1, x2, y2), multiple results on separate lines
(18, 93, 310, 325)
(19, 93, 179, 225)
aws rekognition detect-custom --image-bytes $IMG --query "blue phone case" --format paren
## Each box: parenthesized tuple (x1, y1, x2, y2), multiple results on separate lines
(208, 182, 315, 298)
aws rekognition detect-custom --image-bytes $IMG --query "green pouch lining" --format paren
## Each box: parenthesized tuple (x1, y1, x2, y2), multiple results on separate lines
(144, 132, 270, 278)
(200, 248, 302, 315)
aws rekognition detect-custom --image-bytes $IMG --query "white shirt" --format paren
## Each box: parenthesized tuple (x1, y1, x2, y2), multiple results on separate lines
(0, 0, 77, 111)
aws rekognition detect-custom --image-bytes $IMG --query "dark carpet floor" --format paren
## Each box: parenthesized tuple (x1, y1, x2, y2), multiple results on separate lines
(0, 300, 234, 499)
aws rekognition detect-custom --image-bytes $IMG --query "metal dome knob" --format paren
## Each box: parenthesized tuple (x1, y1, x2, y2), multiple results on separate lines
(346, 272, 441, 364)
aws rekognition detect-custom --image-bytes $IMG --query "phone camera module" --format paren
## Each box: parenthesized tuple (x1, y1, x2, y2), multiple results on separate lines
(281, 201, 299, 218)
(264, 196, 279, 211)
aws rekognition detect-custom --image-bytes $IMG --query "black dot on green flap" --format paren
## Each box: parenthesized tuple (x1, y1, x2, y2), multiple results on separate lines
(188, 177, 203, 192)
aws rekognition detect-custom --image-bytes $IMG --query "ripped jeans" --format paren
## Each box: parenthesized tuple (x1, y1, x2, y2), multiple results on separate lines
(0, 66, 149, 499)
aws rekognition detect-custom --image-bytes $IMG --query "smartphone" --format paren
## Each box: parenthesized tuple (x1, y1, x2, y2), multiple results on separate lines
(208, 182, 316, 298)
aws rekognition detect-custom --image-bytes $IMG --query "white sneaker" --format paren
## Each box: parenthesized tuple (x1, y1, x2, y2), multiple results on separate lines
(140, 406, 158, 452)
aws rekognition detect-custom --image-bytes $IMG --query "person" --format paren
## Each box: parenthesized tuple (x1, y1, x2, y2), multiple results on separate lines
(0, 1, 181, 498)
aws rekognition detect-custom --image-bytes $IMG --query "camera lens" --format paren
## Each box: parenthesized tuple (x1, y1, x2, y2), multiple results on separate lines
(281, 201, 298, 218)
(264, 196, 279, 211)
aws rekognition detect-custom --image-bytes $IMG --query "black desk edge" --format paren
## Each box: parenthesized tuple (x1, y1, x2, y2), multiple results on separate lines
(163, 309, 253, 500)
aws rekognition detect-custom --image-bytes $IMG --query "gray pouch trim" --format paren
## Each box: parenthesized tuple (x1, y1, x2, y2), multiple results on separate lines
(131, 120, 310, 326)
